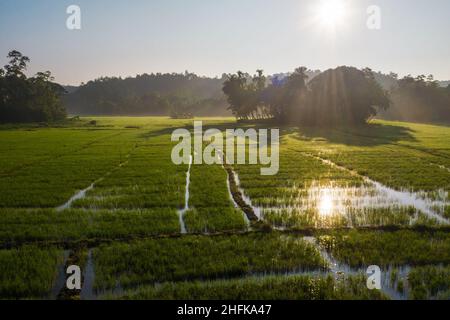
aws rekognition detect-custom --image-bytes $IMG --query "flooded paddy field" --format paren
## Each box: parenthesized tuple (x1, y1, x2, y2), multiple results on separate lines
(0, 117, 449, 300)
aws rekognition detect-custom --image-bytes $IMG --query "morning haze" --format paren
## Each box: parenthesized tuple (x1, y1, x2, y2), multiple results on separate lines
(0, 0, 449, 85)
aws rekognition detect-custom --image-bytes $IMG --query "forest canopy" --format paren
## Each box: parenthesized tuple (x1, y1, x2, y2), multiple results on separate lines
(63, 73, 229, 117)
(222, 66, 391, 126)
(0, 51, 66, 123)
(380, 74, 450, 124)
(1, 49, 449, 125)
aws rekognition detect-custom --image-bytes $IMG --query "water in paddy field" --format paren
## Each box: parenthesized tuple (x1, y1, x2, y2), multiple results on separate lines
(312, 154, 449, 224)
(303, 237, 409, 300)
(264, 182, 448, 225)
(217, 151, 251, 226)
(56, 183, 95, 211)
(233, 171, 262, 220)
(56, 157, 131, 211)
(178, 154, 192, 234)
(253, 153, 450, 226)
(49, 250, 71, 300)
(80, 249, 96, 300)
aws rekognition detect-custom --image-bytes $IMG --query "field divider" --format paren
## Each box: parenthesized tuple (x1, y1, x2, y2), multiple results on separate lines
(218, 150, 259, 222)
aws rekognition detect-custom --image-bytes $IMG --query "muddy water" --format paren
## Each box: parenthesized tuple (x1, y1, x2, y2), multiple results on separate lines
(177, 155, 192, 234)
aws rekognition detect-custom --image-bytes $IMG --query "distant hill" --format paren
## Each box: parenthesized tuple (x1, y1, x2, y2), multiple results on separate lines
(63, 85, 79, 94)
(439, 80, 450, 88)
(63, 73, 231, 116)
(61, 69, 450, 124)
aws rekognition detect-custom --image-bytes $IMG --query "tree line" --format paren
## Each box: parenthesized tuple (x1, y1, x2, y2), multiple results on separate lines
(380, 74, 450, 124)
(63, 73, 229, 117)
(223, 66, 390, 125)
(1, 50, 449, 125)
(0, 51, 66, 123)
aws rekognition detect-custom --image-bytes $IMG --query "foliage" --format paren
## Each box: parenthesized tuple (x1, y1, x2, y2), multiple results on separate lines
(0, 50, 66, 123)
(63, 72, 229, 116)
(381, 74, 450, 124)
(303, 67, 390, 125)
(222, 66, 390, 125)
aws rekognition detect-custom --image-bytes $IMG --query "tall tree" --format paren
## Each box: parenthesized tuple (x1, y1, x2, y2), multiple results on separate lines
(0, 50, 67, 123)
(304, 66, 390, 126)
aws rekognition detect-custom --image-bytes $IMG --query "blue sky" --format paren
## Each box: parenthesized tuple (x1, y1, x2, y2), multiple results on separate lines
(1, 0, 449, 85)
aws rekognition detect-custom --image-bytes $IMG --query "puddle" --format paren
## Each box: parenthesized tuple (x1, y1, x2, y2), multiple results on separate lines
(177, 155, 192, 234)
(80, 249, 96, 300)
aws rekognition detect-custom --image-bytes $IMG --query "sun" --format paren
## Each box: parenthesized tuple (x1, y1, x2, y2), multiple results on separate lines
(316, 0, 347, 29)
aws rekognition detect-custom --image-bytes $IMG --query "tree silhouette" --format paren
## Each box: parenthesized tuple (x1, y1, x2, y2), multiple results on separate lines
(0, 50, 66, 123)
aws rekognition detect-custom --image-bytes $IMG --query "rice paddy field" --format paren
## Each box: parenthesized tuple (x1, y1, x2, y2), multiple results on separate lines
(0, 117, 449, 300)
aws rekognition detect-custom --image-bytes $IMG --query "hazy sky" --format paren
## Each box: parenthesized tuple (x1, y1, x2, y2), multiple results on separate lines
(1, 0, 449, 85)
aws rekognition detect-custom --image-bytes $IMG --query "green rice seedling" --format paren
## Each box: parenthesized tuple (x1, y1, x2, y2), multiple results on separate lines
(408, 266, 450, 300)
(0, 130, 138, 208)
(100, 274, 388, 300)
(318, 230, 450, 268)
(0, 208, 180, 244)
(185, 162, 246, 232)
(183, 208, 246, 233)
(0, 246, 64, 299)
(93, 233, 327, 292)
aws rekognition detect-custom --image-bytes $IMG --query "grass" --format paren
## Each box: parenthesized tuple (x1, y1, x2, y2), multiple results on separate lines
(184, 162, 247, 232)
(0, 208, 180, 244)
(93, 233, 327, 292)
(102, 274, 388, 300)
(0, 117, 449, 300)
(318, 230, 450, 267)
(0, 246, 64, 299)
(407, 266, 450, 300)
